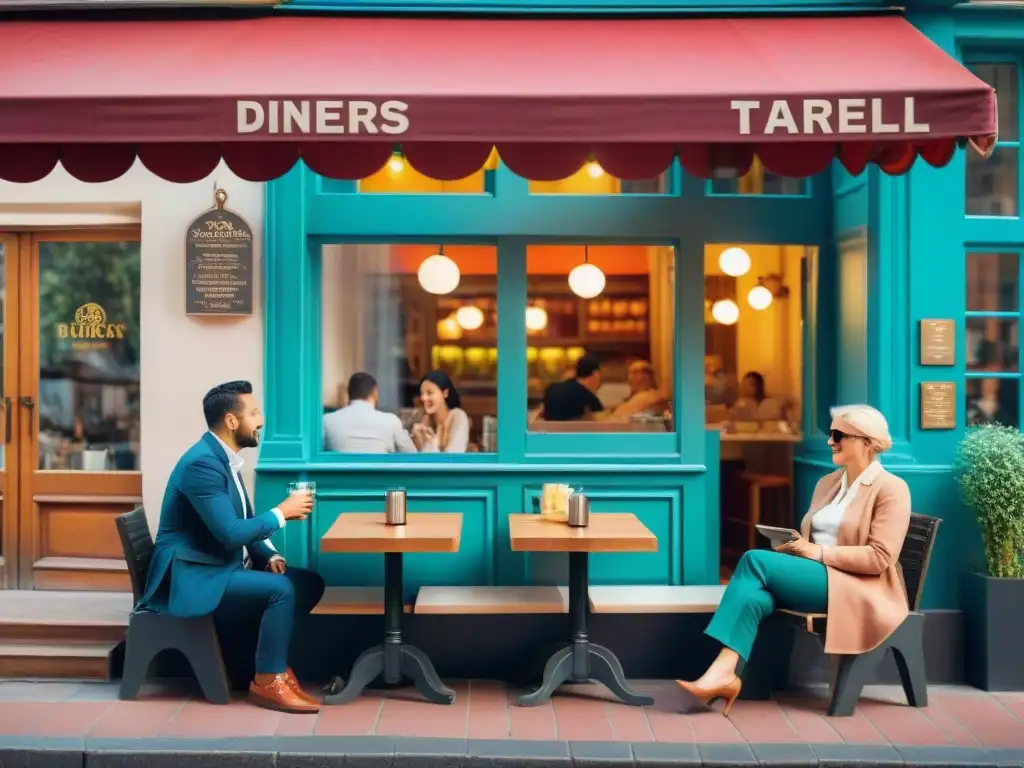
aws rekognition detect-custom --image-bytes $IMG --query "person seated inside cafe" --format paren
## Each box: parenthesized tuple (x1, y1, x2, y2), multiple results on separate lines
(728, 371, 787, 422)
(611, 360, 668, 420)
(323, 371, 416, 454)
(676, 404, 910, 714)
(411, 370, 470, 453)
(537, 353, 604, 422)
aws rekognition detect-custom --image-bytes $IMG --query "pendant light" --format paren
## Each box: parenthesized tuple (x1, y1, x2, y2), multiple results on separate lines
(718, 246, 751, 277)
(568, 245, 606, 299)
(711, 299, 740, 325)
(418, 245, 460, 295)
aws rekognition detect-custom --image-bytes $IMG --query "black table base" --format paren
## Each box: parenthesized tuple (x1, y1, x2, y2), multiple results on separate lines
(517, 551, 654, 708)
(323, 552, 455, 706)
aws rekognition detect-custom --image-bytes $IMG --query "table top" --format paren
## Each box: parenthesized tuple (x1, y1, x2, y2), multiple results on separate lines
(508, 513, 658, 553)
(321, 513, 462, 554)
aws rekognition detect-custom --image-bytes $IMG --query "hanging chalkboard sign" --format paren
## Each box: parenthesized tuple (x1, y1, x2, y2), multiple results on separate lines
(185, 189, 254, 315)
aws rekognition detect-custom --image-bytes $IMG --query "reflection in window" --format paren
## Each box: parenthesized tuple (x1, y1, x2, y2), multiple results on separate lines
(967, 252, 1018, 312)
(967, 377, 1019, 427)
(320, 244, 497, 454)
(708, 157, 807, 196)
(38, 239, 141, 472)
(966, 318, 1019, 372)
(967, 63, 1019, 217)
(526, 245, 675, 433)
(529, 161, 669, 195)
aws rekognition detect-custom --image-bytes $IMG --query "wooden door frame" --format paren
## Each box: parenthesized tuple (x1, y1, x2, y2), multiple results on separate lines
(0, 233, 21, 589)
(14, 228, 142, 590)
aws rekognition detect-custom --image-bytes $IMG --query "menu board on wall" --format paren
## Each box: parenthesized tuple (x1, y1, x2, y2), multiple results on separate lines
(185, 190, 254, 315)
(920, 319, 955, 366)
(920, 382, 956, 430)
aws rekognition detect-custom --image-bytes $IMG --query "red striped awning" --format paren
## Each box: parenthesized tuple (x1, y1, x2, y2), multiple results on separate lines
(0, 15, 996, 183)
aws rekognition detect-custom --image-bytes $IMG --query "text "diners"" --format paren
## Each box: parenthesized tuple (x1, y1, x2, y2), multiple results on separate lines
(237, 100, 410, 135)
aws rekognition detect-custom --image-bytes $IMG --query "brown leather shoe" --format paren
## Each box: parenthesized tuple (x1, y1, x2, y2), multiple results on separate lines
(249, 674, 320, 714)
(285, 667, 322, 706)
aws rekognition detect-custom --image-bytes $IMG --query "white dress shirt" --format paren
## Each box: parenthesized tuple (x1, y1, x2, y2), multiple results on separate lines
(323, 400, 417, 454)
(210, 432, 284, 562)
(810, 460, 882, 547)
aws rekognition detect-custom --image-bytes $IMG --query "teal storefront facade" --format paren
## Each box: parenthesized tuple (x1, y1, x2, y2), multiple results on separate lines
(249, 0, 1018, 671)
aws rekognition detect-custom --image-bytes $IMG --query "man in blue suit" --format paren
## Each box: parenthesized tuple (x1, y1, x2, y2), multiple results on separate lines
(139, 380, 325, 713)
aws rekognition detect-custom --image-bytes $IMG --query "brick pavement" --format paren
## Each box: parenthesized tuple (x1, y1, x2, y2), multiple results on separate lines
(0, 679, 1021, 766)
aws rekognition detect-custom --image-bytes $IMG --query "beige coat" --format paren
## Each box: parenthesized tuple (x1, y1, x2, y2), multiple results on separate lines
(801, 466, 912, 655)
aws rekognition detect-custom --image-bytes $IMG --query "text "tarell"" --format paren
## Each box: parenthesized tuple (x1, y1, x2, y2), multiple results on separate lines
(237, 100, 410, 135)
(730, 97, 930, 135)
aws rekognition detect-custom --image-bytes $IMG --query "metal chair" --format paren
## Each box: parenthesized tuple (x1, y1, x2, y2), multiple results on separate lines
(747, 513, 940, 716)
(115, 508, 230, 704)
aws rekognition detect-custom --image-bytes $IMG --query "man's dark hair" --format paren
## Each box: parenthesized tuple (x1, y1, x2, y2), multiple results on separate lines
(202, 380, 253, 429)
(348, 372, 378, 402)
(576, 353, 602, 379)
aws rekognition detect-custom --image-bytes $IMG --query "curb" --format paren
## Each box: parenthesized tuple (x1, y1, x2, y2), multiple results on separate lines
(0, 736, 1021, 768)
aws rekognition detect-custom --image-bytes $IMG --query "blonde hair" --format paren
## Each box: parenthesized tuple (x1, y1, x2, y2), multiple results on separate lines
(830, 404, 893, 454)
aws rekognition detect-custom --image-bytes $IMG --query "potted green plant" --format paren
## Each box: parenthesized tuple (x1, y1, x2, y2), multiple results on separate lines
(953, 423, 1024, 690)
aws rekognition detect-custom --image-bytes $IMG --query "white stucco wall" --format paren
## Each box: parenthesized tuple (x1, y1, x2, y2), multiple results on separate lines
(0, 162, 265, 527)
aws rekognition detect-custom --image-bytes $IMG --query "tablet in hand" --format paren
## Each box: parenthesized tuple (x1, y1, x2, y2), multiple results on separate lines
(755, 524, 799, 544)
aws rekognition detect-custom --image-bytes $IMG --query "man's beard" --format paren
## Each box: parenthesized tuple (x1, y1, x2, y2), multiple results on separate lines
(236, 427, 260, 449)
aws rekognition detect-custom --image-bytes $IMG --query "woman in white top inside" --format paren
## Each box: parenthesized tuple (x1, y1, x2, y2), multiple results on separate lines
(676, 404, 911, 715)
(411, 370, 470, 453)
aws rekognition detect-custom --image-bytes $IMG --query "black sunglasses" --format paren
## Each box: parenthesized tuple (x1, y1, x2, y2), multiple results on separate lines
(830, 428, 868, 444)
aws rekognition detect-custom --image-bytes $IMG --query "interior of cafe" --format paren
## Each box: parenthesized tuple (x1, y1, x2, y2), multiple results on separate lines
(315, 152, 812, 581)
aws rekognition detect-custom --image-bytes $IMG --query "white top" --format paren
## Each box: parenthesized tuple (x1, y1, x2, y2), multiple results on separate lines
(810, 461, 883, 548)
(323, 400, 416, 454)
(210, 432, 283, 560)
(419, 408, 470, 453)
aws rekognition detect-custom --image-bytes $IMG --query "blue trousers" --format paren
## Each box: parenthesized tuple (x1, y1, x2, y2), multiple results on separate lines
(214, 566, 325, 677)
(705, 550, 828, 662)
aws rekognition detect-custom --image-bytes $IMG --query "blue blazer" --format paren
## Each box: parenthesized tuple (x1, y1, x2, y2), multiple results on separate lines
(138, 432, 281, 617)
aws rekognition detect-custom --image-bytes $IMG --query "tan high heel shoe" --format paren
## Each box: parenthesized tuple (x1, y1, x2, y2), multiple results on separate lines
(675, 676, 742, 716)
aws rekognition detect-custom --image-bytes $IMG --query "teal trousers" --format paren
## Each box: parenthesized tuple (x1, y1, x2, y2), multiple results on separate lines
(705, 550, 828, 662)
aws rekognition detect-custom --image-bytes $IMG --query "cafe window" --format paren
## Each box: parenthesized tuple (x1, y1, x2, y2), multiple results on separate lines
(320, 244, 498, 454)
(966, 63, 1019, 217)
(356, 151, 490, 194)
(707, 157, 808, 197)
(706, 244, 806, 581)
(38, 239, 141, 472)
(525, 245, 675, 433)
(529, 163, 671, 195)
(966, 251, 1021, 427)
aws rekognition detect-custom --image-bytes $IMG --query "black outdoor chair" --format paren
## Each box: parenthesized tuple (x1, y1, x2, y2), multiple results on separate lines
(745, 512, 940, 717)
(115, 507, 231, 704)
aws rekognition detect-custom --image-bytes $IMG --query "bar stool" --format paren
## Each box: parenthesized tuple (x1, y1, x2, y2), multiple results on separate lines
(737, 471, 792, 551)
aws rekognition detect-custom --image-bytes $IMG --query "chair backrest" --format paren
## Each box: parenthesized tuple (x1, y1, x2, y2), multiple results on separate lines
(115, 507, 153, 604)
(899, 513, 941, 612)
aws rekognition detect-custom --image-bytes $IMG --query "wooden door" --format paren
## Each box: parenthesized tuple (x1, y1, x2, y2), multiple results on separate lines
(3, 230, 143, 591)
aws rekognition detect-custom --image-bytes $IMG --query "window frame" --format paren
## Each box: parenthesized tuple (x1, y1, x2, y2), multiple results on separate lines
(965, 56, 1022, 220)
(964, 248, 1023, 429)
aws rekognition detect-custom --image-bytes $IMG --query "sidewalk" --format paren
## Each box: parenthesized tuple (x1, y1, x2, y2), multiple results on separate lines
(0, 678, 1022, 767)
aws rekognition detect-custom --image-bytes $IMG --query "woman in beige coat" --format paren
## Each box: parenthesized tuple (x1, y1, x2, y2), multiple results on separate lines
(677, 404, 911, 714)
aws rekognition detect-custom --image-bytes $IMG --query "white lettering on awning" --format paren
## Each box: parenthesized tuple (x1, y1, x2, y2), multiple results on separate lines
(235, 100, 410, 135)
(733, 97, 931, 135)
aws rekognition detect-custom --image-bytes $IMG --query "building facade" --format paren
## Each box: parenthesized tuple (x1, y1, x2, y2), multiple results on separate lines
(0, 0, 1013, 682)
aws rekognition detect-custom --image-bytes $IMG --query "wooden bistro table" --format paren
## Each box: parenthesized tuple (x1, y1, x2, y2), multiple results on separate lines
(509, 512, 657, 707)
(320, 512, 462, 706)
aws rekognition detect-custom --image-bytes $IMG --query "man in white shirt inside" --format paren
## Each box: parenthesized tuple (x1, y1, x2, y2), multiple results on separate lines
(323, 372, 417, 454)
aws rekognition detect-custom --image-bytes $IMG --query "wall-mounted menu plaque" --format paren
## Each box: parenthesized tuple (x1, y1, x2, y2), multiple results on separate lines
(920, 319, 955, 366)
(920, 382, 956, 430)
(185, 189, 253, 316)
